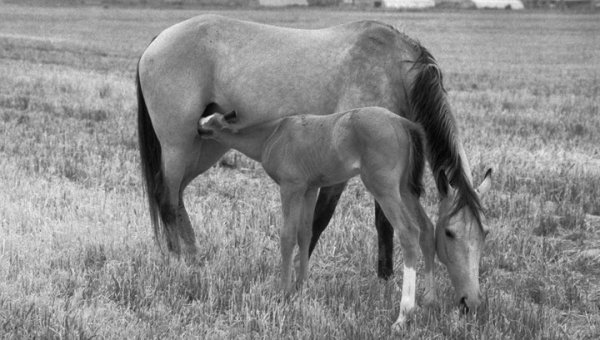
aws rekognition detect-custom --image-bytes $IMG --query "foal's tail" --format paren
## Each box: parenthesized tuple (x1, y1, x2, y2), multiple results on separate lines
(136, 60, 166, 252)
(409, 45, 482, 223)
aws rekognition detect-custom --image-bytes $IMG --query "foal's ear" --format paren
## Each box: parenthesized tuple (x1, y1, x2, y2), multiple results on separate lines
(223, 110, 238, 124)
(476, 168, 492, 196)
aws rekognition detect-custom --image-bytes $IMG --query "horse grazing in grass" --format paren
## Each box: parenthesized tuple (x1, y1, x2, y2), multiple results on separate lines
(198, 107, 429, 329)
(137, 14, 491, 316)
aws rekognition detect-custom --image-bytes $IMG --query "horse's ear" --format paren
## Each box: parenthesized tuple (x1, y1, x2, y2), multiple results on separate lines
(476, 168, 492, 196)
(224, 110, 237, 124)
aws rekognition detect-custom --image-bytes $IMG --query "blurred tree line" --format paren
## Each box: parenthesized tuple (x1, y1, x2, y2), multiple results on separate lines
(6, 0, 597, 9)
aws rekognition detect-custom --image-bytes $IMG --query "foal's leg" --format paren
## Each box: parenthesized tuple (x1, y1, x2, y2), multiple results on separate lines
(279, 185, 306, 294)
(405, 197, 436, 306)
(375, 194, 420, 331)
(363, 167, 421, 331)
(295, 188, 319, 289)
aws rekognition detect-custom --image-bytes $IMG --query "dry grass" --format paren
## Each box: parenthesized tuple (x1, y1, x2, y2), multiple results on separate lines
(0, 4, 599, 339)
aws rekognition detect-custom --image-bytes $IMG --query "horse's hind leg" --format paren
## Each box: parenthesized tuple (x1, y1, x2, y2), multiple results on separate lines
(157, 148, 189, 254)
(178, 139, 229, 251)
(177, 139, 230, 255)
(159, 138, 228, 256)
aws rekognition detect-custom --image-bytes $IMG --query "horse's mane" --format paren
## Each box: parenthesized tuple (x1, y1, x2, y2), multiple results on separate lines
(409, 44, 482, 226)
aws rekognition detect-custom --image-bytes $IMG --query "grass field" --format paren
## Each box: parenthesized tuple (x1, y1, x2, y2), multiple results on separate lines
(0, 4, 599, 339)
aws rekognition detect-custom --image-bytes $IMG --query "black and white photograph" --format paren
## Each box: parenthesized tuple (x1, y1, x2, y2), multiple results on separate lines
(0, 0, 598, 338)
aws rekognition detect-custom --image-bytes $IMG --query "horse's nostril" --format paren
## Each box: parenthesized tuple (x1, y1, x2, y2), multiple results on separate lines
(459, 297, 470, 314)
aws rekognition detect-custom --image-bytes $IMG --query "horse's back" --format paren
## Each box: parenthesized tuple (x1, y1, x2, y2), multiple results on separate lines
(140, 15, 420, 130)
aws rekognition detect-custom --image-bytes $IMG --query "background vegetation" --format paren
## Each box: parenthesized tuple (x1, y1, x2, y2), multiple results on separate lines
(0, 4, 598, 339)
(5, 0, 598, 9)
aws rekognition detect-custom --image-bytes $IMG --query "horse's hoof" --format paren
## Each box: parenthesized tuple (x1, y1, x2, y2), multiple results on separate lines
(282, 283, 297, 297)
(391, 319, 406, 335)
(294, 280, 306, 294)
(182, 246, 199, 265)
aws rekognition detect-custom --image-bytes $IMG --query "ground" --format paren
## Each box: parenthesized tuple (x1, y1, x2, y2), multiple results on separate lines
(0, 4, 598, 339)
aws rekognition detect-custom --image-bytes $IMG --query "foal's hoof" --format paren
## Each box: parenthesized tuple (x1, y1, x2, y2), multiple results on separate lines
(391, 319, 407, 335)
(391, 309, 415, 334)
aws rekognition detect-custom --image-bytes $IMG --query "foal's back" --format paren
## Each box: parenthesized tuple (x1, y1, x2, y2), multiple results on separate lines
(262, 107, 416, 188)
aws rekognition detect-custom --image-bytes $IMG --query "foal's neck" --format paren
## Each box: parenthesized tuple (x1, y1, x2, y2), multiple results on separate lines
(215, 118, 283, 162)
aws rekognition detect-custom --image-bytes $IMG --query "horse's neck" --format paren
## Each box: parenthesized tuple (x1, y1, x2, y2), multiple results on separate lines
(217, 119, 282, 162)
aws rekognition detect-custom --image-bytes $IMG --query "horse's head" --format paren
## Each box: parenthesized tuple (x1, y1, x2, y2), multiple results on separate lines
(198, 110, 238, 137)
(436, 168, 492, 314)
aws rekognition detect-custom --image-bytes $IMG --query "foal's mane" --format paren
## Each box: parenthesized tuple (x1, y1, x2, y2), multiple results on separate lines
(409, 44, 483, 226)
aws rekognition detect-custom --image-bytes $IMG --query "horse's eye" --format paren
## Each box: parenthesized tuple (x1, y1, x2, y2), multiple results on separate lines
(445, 229, 455, 239)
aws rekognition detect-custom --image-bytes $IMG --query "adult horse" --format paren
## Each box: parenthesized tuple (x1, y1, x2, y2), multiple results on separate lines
(137, 15, 489, 313)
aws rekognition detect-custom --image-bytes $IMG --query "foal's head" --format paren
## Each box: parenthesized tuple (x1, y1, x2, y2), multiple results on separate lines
(436, 169, 492, 314)
(197, 110, 238, 137)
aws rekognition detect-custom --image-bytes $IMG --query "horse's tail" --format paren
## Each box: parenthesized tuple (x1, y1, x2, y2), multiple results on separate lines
(136, 60, 165, 251)
(409, 45, 482, 223)
(404, 121, 425, 198)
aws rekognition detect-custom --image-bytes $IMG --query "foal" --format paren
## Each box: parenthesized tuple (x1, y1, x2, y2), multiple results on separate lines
(198, 107, 435, 329)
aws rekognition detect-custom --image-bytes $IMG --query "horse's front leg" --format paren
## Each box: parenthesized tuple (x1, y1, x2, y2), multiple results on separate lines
(295, 188, 319, 289)
(279, 184, 306, 295)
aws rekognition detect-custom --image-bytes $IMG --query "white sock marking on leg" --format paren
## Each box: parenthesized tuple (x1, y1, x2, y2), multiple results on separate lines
(393, 264, 417, 329)
(400, 265, 416, 313)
